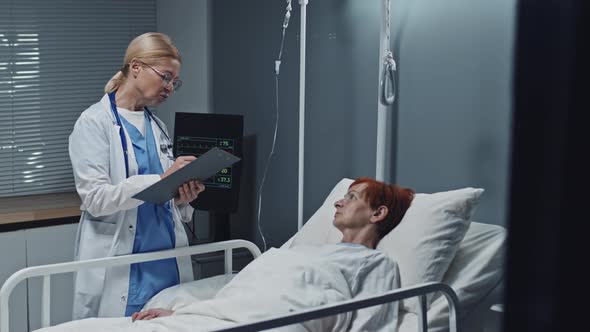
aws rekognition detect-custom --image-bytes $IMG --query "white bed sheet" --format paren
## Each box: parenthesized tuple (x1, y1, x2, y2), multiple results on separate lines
(147, 221, 505, 332)
(36, 222, 504, 332)
(143, 274, 236, 311)
(36, 244, 400, 332)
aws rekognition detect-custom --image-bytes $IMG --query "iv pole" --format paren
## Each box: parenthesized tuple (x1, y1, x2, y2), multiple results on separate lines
(297, 0, 308, 230)
(377, 0, 396, 181)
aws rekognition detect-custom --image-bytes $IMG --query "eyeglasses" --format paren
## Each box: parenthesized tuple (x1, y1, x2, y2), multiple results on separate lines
(139, 61, 183, 92)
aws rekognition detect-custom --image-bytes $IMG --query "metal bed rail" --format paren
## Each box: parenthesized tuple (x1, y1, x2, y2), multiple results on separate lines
(0, 239, 262, 332)
(215, 281, 460, 332)
(1, 240, 459, 332)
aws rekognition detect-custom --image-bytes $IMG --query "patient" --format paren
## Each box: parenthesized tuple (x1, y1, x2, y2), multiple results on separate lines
(37, 177, 414, 332)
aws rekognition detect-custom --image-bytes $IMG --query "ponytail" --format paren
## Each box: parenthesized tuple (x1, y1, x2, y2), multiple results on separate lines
(104, 64, 130, 94)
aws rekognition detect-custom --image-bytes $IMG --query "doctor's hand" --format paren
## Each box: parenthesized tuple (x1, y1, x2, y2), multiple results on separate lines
(131, 308, 173, 321)
(160, 155, 196, 179)
(174, 180, 205, 205)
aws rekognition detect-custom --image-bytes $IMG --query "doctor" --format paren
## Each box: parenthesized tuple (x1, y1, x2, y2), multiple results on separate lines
(68, 32, 204, 319)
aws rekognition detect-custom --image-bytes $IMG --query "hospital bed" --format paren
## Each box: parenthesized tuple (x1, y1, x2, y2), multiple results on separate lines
(0, 178, 506, 332)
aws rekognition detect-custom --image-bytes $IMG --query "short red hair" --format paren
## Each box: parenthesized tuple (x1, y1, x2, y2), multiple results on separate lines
(351, 177, 415, 239)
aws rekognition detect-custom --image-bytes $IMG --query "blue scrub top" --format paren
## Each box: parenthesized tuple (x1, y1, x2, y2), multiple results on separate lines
(120, 112, 179, 316)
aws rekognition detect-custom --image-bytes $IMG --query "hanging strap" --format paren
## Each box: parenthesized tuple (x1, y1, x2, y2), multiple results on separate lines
(381, 0, 397, 105)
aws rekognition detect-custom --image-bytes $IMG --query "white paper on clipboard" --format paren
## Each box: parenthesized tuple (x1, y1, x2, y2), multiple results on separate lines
(133, 147, 241, 205)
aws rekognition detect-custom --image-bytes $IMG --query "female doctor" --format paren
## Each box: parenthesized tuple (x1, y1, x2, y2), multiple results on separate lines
(68, 32, 204, 320)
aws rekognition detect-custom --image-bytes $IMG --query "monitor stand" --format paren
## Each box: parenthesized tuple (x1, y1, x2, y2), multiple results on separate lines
(209, 211, 231, 242)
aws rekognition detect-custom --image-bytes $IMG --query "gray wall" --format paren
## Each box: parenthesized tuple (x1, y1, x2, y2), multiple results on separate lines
(392, 0, 515, 226)
(212, 0, 385, 248)
(157, 0, 212, 237)
(212, 0, 299, 247)
(156, 0, 212, 131)
(170, 0, 514, 248)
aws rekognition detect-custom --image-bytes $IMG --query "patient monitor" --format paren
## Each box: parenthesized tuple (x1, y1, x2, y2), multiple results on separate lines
(173, 112, 243, 214)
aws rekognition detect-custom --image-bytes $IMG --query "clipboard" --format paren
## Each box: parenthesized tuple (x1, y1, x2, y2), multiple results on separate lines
(133, 147, 241, 205)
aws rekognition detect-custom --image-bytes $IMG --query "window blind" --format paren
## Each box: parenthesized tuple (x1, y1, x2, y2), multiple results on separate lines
(0, 0, 156, 197)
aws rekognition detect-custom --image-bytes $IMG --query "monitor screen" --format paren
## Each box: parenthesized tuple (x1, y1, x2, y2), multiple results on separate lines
(173, 112, 243, 213)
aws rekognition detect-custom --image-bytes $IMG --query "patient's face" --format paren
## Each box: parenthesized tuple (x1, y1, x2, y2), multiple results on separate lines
(333, 183, 374, 231)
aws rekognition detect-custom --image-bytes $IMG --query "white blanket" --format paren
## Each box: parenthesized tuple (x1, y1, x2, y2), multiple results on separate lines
(36, 244, 400, 332)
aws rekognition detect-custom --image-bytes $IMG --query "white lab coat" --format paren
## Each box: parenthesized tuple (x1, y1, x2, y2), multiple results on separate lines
(69, 94, 194, 319)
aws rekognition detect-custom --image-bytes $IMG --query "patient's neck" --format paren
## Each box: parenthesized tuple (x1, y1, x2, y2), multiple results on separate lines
(340, 228, 379, 249)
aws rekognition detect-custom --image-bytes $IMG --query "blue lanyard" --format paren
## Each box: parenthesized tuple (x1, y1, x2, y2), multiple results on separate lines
(108, 91, 130, 178)
(108, 92, 173, 178)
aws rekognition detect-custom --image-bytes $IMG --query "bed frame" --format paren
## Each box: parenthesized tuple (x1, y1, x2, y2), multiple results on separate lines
(0, 240, 459, 332)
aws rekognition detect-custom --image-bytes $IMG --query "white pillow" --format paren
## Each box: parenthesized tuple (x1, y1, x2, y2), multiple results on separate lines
(440, 221, 506, 310)
(285, 178, 355, 248)
(424, 221, 507, 331)
(285, 178, 483, 313)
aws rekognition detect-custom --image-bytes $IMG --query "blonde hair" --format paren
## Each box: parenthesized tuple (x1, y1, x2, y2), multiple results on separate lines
(104, 32, 182, 93)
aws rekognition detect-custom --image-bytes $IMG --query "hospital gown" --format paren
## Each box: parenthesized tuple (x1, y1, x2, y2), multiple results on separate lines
(35, 243, 400, 332)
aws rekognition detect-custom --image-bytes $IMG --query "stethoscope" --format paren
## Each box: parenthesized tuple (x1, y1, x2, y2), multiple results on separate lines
(108, 92, 173, 178)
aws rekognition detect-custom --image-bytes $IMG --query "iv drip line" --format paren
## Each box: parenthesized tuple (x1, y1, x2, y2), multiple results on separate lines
(256, 0, 292, 252)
